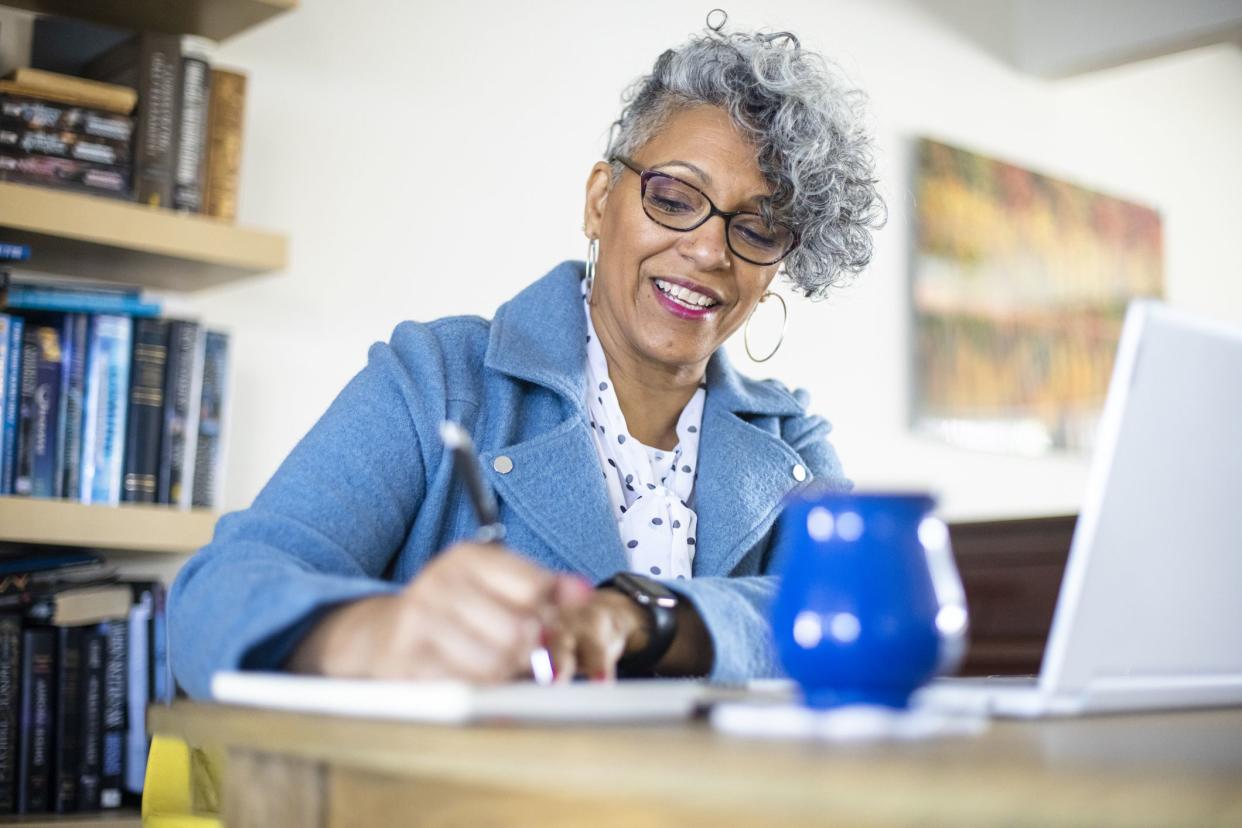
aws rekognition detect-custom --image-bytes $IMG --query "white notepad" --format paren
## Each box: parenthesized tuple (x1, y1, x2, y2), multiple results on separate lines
(211, 671, 780, 724)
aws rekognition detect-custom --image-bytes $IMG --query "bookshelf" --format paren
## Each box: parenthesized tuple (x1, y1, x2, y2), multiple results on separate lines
(0, 497, 217, 554)
(0, 0, 296, 42)
(0, 809, 141, 826)
(0, 182, 288, 290)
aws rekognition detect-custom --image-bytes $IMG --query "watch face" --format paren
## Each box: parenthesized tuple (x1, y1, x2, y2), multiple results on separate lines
(618, 572, 678, 607)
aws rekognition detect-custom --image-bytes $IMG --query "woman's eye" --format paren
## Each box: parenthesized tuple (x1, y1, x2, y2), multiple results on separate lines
(650, 194, 695, 213)
(737, 225, 779, 248)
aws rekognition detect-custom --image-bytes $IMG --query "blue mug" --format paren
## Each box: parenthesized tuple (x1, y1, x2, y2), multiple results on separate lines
(770, 491, 968, 709)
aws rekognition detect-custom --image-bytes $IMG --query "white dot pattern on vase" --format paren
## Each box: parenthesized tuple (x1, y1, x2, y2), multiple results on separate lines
(582, 283, 701, 581)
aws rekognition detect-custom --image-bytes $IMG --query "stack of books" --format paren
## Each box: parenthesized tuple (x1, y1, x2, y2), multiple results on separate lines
(0, 68, 136, 200)
(0, 549, 171, 814)
(0, 271, 230, 509)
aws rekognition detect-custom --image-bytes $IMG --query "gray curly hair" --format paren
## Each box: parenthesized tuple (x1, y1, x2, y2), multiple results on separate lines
(605, 24, 885, 299)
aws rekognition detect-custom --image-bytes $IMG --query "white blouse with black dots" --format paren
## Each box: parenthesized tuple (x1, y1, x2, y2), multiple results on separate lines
(582, 292, 702, 582)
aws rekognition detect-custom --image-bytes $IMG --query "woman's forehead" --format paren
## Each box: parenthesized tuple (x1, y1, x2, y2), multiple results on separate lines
(639, 106, 771, 204)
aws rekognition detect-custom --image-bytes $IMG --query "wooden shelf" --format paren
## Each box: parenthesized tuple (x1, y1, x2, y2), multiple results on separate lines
(0, 496, 217, 553)
(0, 809, 140, 827)
(1, 0, 296, 41)
(0, 182, 287, 290)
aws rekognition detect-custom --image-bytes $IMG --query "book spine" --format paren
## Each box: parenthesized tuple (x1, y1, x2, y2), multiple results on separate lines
(52, 316, 73, 499)
(0, 153, 130, 197)
(1, 316, 24, 495)
(52, 626, 81, 813)
(0, 94, 134, 142)
(60, 315, 88, 501)
(80, 315, 132, 506)
(12, 324, 40, 496)
(77, 629, 104, 810)
(191, 330, 229, 508)
(17, 626, 53, 814)
(0, 616, 20, 813)
(135, 34, 181, 208)
(172, 37, 214, 213)
(203, 69, 245, 222)
(0, 125, 130, 166)
(149, 583, 171, 704)
(7, 69, 136, 116)
(0, 316, 8, 497)
(121, 318, 168, 503)
(4, 287, 161, 318)
(158, 321, 200, 504)
(0, 244, 30, 262)
(99, 620, 126, 809)
(177, 327, 206, 509)
(124, 593, 150, 795)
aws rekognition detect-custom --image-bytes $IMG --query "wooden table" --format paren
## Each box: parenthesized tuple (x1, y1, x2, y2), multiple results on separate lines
(149, 702, 1242, 827)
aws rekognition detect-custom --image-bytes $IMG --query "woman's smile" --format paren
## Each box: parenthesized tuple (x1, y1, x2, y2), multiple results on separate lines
(649, 276, 724, 321)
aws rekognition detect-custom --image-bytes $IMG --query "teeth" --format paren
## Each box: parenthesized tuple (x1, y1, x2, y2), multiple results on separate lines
(654, 279, 718, 309)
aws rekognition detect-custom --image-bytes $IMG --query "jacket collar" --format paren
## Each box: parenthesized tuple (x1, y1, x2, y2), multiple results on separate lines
(485, 261, 804, 418)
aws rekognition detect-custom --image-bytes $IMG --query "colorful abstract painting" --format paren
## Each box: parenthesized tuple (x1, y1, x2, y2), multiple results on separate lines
(913, 138, 1163, 453)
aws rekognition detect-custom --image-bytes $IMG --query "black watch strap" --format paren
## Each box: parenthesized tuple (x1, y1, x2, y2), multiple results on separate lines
(599, 571, 679, 677)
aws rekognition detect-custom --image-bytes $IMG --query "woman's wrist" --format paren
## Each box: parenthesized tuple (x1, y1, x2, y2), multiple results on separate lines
(284, 594, 397, 676)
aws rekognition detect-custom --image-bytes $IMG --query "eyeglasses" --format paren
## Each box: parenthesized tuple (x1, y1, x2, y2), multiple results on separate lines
(612, 155, 798, 266)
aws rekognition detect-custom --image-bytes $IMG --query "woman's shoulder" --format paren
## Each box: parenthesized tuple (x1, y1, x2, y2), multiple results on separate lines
(370, 314, 494, 408)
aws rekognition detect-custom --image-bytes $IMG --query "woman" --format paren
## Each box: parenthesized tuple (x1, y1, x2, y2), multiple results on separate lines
(170, 20, 883, 698)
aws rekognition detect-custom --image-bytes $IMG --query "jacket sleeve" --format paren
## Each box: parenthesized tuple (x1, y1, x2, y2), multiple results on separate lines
(169, 331, 439, 699)
(669, 393, 850, 683)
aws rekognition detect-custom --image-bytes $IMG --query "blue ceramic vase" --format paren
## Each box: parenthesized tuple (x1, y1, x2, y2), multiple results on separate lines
(770, 491, 968, 709)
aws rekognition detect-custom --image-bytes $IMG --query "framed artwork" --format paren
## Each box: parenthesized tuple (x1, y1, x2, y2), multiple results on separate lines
(912, 138, 1164, 453)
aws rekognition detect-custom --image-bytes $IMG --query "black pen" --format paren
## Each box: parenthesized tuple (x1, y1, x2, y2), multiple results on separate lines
(438, 421, 554, 684)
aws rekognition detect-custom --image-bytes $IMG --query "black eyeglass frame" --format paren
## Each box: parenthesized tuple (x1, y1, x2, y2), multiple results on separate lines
(611, 155, 799, 266)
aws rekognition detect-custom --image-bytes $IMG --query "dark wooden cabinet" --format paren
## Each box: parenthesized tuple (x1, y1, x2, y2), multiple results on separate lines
(948, 514, 1077, 676)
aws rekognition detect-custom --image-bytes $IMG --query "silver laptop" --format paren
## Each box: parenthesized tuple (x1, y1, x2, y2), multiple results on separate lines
(916, 300, 1242, 717)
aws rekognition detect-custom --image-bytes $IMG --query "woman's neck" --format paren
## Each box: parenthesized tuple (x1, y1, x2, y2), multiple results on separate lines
(590, 304, 705, 451)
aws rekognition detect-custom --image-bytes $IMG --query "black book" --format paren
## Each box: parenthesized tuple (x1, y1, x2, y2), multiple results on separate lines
(59, 314, 88, 501)
(52, 626, 81, 813)
(17, 626, 54, 813)
(98, 620, 125, 809)
(158, 320, 202, 505)
(77, 628, 104, 810)
(121, 317, 169, 503)
(0, 616, 20, 813)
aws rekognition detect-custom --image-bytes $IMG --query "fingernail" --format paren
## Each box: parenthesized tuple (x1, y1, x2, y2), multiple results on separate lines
(592, 671, 607, 682)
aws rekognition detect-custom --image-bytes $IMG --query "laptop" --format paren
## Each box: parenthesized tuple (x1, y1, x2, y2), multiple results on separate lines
(915, 300, 1242, 717)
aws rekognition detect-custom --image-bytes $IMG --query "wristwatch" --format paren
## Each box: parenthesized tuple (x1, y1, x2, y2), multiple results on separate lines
(599, 571, 680, 677)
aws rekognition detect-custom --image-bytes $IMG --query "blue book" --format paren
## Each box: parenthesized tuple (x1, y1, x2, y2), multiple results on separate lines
(0, 244, 30, 262)
(4, 286, 161, 318)
(79, 315, 132, 506)
(0, 315, 9, 494)
(59, 314, 89, 500)
(0, 315, 23, 495)
(124, 590, 151, 795)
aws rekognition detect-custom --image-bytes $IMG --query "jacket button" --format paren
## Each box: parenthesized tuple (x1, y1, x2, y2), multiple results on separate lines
(792, 463, 807, 482)
(493, 456, 514, 474)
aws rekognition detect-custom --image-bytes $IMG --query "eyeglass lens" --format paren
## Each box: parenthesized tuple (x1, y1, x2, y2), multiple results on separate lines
(642, 174, 792, 265)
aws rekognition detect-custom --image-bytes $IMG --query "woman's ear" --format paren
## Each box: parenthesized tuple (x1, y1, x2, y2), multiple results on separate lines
(582, 161, 614, 239)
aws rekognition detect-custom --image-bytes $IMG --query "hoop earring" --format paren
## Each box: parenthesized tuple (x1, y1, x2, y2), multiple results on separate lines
(743, 291, 787, 363)
(584, 238, 599, 302)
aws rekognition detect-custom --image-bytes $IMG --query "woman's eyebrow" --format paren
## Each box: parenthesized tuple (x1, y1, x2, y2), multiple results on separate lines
(653, 159, 767, 209)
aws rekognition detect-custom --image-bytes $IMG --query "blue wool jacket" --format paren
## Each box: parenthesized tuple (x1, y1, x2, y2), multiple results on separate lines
(169, 261, 849, 699)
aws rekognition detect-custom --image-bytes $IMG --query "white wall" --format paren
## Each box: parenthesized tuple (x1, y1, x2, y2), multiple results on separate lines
(190, 0, 1242, 522)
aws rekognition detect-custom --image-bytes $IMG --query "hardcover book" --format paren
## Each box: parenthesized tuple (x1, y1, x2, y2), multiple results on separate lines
(191, 330, 229, 508)
(124, 591, 150, 795)
(1, 315, 24, 495)
(172, 37, 215, 213)
(83, 33, 182, 208)
(0, 315, 9, 496)
(14, 321, 62, 498)
(122, 317, 169, 502)
(59, 314, 88, 500)
(53, 626, 82, 812)
(0, 69, 136, 115)
(79, 315, 132, 506)
(0, 615, 19, 813)
(16, 626, 53, 813)
(0, 152, 130, 197)
(78, 629, 104, 810)
(99, 620, 126, 809)
(1, 94, 134, 142)
(158, 320, 204, 506)
(0, 125, 130, 166)
(203, 68, 245, 221)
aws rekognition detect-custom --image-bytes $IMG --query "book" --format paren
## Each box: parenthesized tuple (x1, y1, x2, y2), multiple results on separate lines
(121, 317, 169, 502)
(0, 124, 130, 166)
(191, 330, 229, 508)
(1, 285, 161, 317)
(77, 628, 104, 810)
(124, 591, 150, 795)
(83, 33, 181, 208)
(98, 620, 126, 809)
(0, 316, 9, 497)
(22, 585, 134, 627)
(203, 68, 245, 222)
(52, 626, 82, 812)
(0, 69, 136, 115)
(172, 37, 215, 213)
(0, 152, 130, 197)
(0, 616, 19, 813)
(79, 315, 132, 505)
(1, 94, 133, 142)
(158, 320, 204, 506)
(1, 270, 141, 297)
(0, 315, 23, 495)
(0, 244, 30, 263)
(13, 321, 63, 498)
(58, 314, 88, 499)
(16, 626, 53, 813)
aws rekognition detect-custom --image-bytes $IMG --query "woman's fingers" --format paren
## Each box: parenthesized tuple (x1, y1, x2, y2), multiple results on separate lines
(544, 593, 639, 682)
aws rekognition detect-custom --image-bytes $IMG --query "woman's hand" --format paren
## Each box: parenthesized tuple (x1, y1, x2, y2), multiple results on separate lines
(542, 588, 651, 682)
(285, 542, 590, 682)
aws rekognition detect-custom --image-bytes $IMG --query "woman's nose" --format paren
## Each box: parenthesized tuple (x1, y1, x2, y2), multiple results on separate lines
(676, 215, 731, 269)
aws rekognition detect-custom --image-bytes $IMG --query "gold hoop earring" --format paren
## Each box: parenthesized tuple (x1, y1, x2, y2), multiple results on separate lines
(584, 238, 599, 301)
(743, 291, 787, 363)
